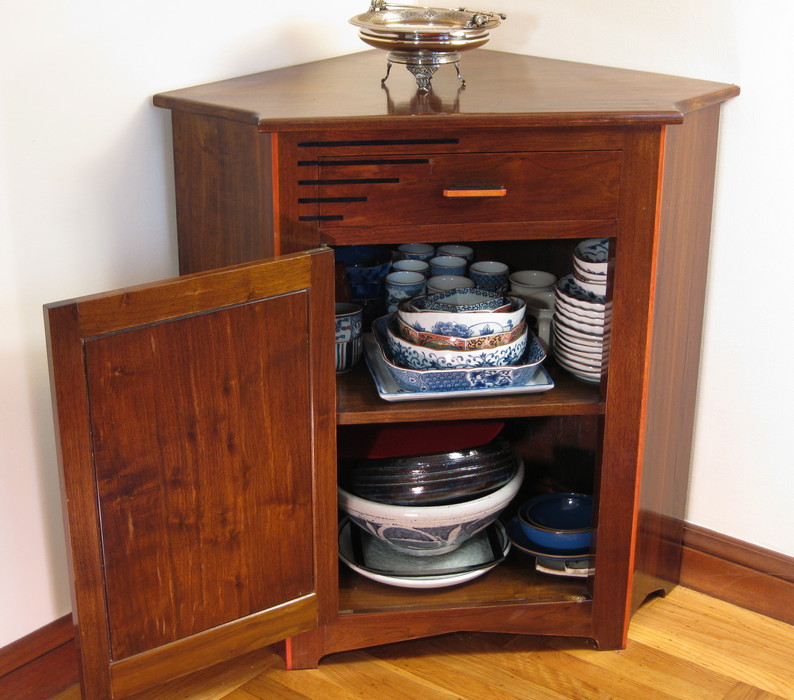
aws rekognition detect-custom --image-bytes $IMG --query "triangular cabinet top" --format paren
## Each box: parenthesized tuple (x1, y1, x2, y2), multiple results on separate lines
(153, 50, 739, 131)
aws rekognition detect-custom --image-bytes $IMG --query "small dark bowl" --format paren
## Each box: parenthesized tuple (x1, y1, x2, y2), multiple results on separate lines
(338, 439, 517, 506)
(335, 245, 392, 300)
(518, 493, 593, 552)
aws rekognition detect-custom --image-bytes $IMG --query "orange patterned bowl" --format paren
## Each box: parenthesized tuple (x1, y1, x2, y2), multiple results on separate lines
(396, 315, 526, 351)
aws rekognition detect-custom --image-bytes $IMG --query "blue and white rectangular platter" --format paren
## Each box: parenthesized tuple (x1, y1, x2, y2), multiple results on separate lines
(363, 334, 555, 402)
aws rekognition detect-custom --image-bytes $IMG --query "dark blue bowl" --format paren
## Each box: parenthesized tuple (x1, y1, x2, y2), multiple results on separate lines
(518, 493, 593, 552)
(335, 246, 392, 300)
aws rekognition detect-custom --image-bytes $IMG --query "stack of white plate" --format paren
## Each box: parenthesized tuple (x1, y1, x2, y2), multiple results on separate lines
(553, 239, 611, 384)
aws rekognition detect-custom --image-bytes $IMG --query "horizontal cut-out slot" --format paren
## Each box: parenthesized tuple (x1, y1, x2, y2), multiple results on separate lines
(298, 197, 368, 204)
(298, 178, 400, 186)
(299, 215, 344, 222)
(299, 158, 431, 167)
(298, 138, 459, 148)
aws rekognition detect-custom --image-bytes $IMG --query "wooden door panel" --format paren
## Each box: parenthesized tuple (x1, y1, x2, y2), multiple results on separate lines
(85, 292, 314, 659)
(46, 249, 336, 698)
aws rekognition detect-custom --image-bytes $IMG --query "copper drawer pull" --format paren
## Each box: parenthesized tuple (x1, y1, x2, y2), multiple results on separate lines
(443, 186, 507, 198)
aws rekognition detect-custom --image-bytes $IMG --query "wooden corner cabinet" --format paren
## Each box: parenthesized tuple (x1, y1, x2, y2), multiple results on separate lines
(46, 50, 738, 698)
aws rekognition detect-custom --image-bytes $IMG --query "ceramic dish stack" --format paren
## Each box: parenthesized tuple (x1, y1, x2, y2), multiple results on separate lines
(553, 239, 612, 384)
(506, 492, 594, 578)
(337, 439, 523, 588)
(362, 287, 554, 400)
(389, 289, 528, 370)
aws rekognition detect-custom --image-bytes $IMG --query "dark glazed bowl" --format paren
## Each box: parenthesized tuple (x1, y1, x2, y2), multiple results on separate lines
(338, 439, 517, 506)
(517, 493, 593, 552)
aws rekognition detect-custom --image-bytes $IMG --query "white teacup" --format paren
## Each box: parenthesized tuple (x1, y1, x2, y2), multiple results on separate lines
(510, 270, 557, 295)
(469, 261, 509, 291)
(426, 275, 475, 294)
(398, 243, 435, 261)
(392, 258, 431, 277)
(385, 270, 426, 312)
(437, 244, 475, 261)
(429, 255, 468, 277)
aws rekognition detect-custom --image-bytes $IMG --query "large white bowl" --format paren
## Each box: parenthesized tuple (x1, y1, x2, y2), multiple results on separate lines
(385, 315, 528, 370)
(338, 459, 524, 556)
(398, 296, 526, 338)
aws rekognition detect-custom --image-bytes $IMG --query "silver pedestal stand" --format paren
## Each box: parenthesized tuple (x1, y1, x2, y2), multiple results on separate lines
(381, 50, 466, 91)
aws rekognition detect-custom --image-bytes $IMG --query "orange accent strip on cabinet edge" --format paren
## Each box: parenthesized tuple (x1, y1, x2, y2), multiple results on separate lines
(271, 132, 282, 256)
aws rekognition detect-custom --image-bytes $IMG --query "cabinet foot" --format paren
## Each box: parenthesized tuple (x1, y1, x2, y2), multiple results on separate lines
(282, 628, 326, 670)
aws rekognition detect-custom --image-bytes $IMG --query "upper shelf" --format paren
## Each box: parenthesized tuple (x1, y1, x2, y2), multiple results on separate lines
(336, 361, 604, 425)
(153, 50, 739, 131)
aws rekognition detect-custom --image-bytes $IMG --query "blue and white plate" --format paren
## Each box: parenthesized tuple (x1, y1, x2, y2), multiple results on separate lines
(364, 334, 554, 401)
(366, 316, 547, 395)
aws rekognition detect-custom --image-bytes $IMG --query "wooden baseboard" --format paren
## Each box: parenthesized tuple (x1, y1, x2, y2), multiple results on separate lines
(681, 523, 794, 625)
(0, 614, 78, 699)
(2, 525, 791, 697)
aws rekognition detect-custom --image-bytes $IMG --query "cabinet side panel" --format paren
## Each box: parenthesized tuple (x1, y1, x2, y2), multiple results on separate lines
(591, 126, 663, 649)
(633, 105, 723, 609)
(172, 112, 274, 273)
(85, 293, 315, 660)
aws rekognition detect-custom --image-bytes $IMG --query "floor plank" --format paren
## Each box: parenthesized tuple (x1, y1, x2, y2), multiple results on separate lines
(49, 587, 794, 699)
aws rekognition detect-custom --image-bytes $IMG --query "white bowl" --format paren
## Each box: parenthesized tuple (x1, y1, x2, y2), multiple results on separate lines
(398, 296, 526, 338)
(555, 303, 609, 328)
(556, 275, 610, 311)
(554, 344, 604, 370)
(338, 459, 524, 556)
(573, 238, 610, 275)
(572, 259, 606, 283)
(571, 276, 607, 296)
(509, 270, 557, 295)
(386, 315, 528, 369)
(554, 293, 610, 321)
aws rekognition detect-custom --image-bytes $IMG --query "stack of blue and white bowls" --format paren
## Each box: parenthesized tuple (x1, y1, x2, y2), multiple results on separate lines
(553, 239, 612, 384)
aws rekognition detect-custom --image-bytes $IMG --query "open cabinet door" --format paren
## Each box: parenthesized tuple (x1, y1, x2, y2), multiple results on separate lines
(45, 248, 336, 699)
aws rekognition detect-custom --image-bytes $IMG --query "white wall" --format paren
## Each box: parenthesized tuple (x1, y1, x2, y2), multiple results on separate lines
(0, 0, 790, 647)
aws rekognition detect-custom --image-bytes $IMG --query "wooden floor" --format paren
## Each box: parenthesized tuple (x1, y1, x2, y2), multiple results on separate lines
(53, 587, 794, 700)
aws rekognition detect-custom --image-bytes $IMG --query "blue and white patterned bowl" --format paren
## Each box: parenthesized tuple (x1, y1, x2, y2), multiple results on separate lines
(335, 245, 393, 300)
(556, 275, 609, 309)
(338, 459, 524, 556)
(385, 314, 527, 370)
(398, 296, 526, 338)
(573, 238, 609, 275)
(421, 288, 506, 312)
(370, 315, 546, 393)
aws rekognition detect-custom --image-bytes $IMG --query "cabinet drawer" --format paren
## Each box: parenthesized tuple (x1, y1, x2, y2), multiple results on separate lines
(302, 151, 621, 228)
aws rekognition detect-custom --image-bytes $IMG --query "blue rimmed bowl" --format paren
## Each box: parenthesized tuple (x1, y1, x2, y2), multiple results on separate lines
(518, 493, 593, 552)
(397, 296, 526, 338)
(421, 288, 507, 312)
(370, 315, 546, 393)
(573, 238, 610, 275)
(385, 314, 527, 370)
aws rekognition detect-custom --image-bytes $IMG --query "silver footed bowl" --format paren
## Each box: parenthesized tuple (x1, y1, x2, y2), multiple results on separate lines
(350, 2, 505, 90)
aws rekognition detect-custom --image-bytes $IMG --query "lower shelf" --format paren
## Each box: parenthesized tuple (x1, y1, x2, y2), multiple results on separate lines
(339, 550, 590, 615)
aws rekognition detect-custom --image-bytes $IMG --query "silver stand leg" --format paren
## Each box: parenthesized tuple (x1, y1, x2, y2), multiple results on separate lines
(381, 60, 393, 85)
(454, 61, 466, 88)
